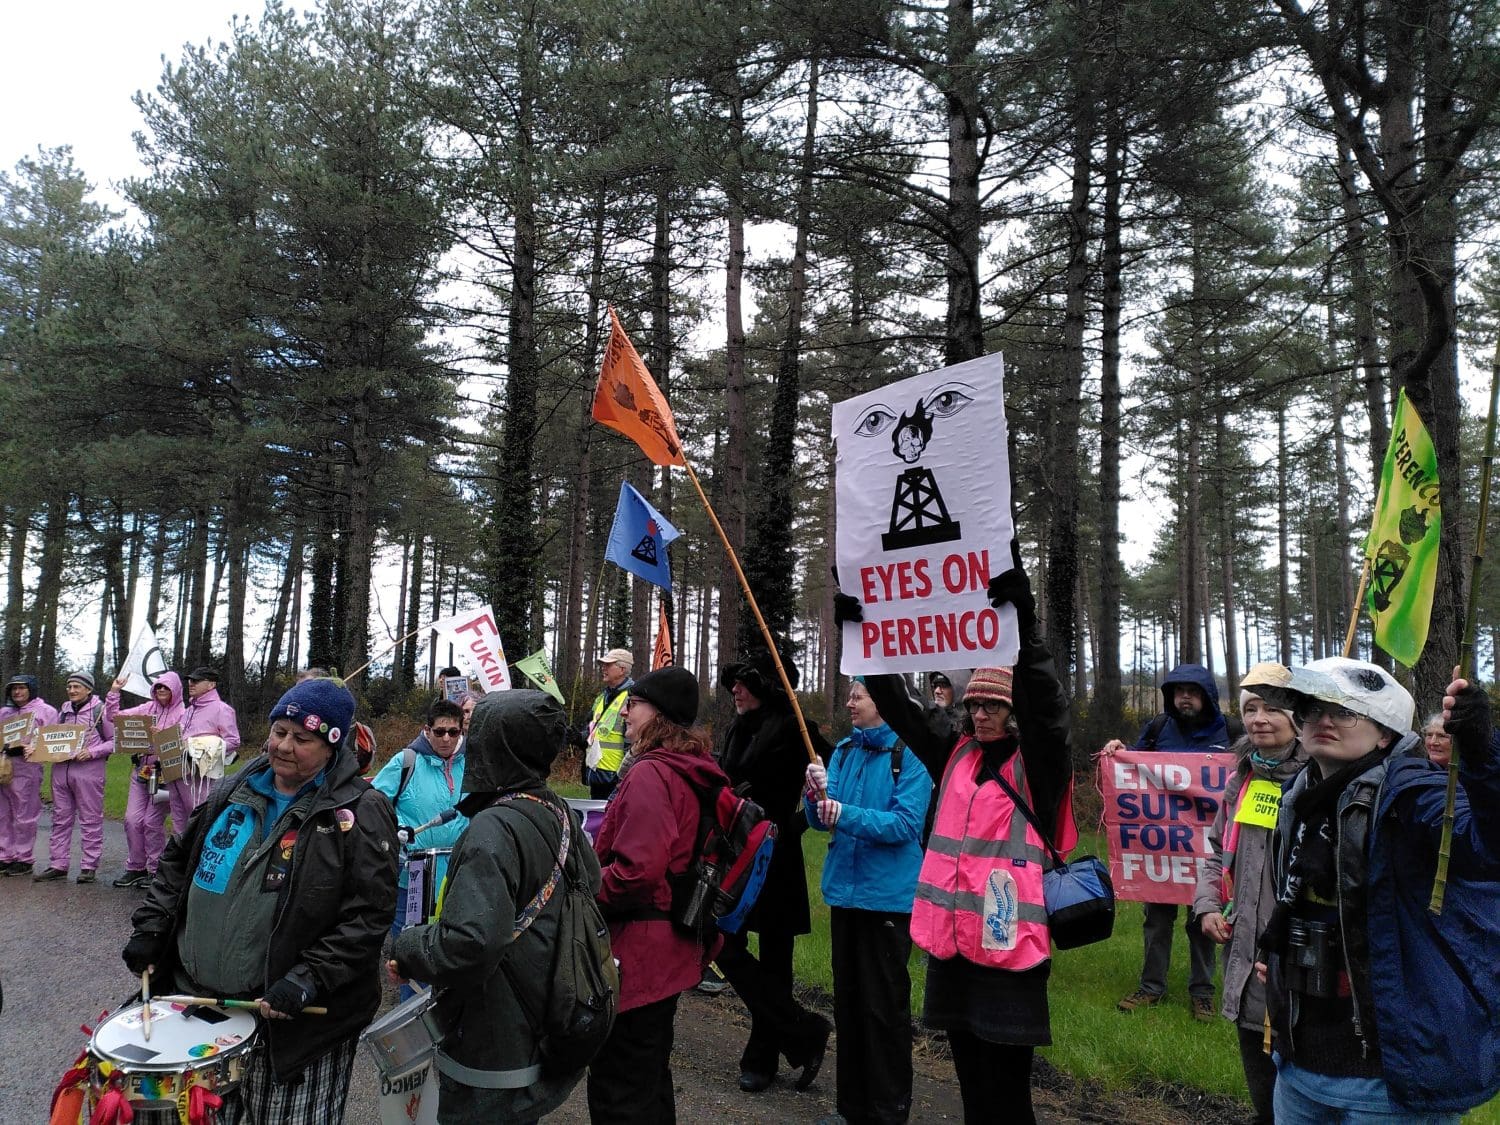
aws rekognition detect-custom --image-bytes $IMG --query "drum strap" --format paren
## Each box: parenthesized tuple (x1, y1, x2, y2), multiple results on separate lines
(434, 1050, 541, 1089)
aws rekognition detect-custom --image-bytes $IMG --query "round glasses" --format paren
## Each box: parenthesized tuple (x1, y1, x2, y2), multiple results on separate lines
(965, 699, 1008, 716)
(429, 727, 462, 739)
(1294, 700, 1362, 728)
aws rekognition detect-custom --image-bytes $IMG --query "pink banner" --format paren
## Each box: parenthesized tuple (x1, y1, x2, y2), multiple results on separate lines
(1099, 748, 1235, 905)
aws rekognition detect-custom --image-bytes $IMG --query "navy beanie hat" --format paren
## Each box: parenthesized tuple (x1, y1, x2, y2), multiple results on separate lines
(268, 678, 357, 749)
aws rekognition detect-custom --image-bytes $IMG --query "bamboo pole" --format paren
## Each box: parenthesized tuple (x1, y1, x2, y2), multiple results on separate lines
(682, 462, 821, 765)
(343, 624, 427, 684)
(1342, 556, 1371, 657)
(1430, 336, 1500, 914)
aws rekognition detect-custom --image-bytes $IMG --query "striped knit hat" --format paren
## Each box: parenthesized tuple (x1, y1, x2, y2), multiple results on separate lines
(962, 666, 1013, 707)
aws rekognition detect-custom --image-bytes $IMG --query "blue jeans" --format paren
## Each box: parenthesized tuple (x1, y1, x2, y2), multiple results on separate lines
(1273, 1063, 1460, 1124)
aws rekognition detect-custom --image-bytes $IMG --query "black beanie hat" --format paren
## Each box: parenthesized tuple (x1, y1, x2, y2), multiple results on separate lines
(629, 667, 700, 727)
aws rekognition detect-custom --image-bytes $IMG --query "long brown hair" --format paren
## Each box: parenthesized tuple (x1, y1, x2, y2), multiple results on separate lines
(630, 713, 713, 759)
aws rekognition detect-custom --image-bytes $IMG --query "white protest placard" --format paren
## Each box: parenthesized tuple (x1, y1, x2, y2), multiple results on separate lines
(431, 605, 512, 693)
(832, 353, 1018, 675)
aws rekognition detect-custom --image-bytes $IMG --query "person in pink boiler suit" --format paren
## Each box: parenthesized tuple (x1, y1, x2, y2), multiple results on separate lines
(105, 670, 187, 888)
(0, 674, 60, 875)
(34, 671, 115, 883)
(181, 666, 242, 809)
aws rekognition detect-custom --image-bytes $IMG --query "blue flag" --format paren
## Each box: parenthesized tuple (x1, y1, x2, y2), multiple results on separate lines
(605, 481, 682, 590)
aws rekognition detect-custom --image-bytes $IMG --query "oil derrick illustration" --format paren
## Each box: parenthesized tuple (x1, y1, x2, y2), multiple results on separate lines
(1370, 504, 1431, 611)
(855, 388, 974, 551)
(884, 467, 962, 550)
(632, 520, 660, 566)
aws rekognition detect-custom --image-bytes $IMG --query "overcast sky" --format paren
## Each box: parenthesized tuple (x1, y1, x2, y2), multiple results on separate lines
(0, 1, 253, 210)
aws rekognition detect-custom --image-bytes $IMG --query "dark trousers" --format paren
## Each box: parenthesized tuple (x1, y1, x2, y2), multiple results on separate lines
(1140, 901, 1216, 999)
(831, 907, 913, 1124)
(1237, 1025, 1276, 1124)
(947, 1031, 1035, 1125)
(587, 993, 680, 1124)
(717, 928, 829, 1075)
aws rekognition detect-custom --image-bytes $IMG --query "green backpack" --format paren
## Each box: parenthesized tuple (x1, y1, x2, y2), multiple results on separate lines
(499, 794, 618, 1078)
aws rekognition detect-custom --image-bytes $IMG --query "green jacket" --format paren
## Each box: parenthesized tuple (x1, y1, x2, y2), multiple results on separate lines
(393, 788, 599, 1117)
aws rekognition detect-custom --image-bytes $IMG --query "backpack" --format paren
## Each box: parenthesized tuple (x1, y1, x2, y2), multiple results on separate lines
(671, 781, 778, 937)
(499, 794, 618, 1078)
(394, 747, 418, 803)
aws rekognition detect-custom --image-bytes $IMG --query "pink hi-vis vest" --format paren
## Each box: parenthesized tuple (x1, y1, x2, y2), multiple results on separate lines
(910, 738, 1068, 970)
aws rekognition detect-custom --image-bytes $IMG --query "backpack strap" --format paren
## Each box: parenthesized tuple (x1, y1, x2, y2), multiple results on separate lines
(494, 793, 571, 938)
(394, 747, 418, 804)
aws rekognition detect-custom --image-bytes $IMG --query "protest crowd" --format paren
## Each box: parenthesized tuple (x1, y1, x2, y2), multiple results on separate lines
(6, 341, 1499, 1125)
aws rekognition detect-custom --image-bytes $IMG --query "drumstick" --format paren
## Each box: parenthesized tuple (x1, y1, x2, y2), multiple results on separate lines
(156, 994, 330, 1016)
(142, 971, 152, 1041)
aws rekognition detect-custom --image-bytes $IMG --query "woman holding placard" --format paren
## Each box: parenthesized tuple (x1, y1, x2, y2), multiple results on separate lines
(0, 673, 59, 876)
(1192, 662, 1306, 1124)
(106, 670, 187, 888)
(848, 547, 1075, 1125)
(35, 671, 116, 883)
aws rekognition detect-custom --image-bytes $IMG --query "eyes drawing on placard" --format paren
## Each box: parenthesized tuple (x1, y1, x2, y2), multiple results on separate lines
(852, 382, 977, 466)
(852, 404, 898, 438)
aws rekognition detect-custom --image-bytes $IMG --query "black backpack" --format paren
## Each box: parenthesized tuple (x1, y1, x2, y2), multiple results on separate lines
(499, 794, 618, 1078)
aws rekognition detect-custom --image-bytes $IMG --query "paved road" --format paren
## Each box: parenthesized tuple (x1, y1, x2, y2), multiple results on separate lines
(3, 810, 1162, 1122)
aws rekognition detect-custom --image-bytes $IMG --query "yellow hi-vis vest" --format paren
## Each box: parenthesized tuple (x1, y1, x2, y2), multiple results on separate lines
(586, 686, 629, 774)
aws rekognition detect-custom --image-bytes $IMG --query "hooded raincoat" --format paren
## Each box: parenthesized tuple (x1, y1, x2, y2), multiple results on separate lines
(0, 675, 60, 865)
(392, 690, 599, 1124)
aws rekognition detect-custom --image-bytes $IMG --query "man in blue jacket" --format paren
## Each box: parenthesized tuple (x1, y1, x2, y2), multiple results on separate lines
(1106, 664, 1241, 1019)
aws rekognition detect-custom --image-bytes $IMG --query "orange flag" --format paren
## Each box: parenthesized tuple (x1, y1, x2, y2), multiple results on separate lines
(653, 598, 674, 670)
(593, 308, 686, 467)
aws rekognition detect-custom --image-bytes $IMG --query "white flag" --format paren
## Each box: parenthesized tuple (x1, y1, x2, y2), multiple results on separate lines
(430, 605, 512, 693)
(118, 623, 170, 697)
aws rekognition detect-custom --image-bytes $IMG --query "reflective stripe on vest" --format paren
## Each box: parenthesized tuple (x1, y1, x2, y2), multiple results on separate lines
(910, 737, 1052, 970)
(587, 689, 628, 773)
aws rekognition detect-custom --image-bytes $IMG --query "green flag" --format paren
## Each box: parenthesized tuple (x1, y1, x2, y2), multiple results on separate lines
(515, 649, 565, 704)
(1365, 389, 1441, 666)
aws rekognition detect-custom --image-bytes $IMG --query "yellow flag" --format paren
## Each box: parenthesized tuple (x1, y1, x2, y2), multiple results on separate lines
(593, 308, 686, 467)
(1365, 390, 1440, 666)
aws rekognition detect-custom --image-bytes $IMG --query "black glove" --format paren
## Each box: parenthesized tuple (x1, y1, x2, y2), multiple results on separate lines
(833, 592, 864, 625)
(1445, 683, 1493, 766)
(122, 933, 165, 975)
(3, 746, 24, 758)
(566, 725, 588, 752)
(986, 540, 1037, 638)
(262, 975, 315, 1016)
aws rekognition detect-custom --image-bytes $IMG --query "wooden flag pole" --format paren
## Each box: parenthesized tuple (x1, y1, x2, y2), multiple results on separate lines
(1342, 556, 1372, 657)
(344, 624, 428, 684)
(568, 559, 610, 725)
(681, 462, 821, 765)
(1431, 336, 1500, 914)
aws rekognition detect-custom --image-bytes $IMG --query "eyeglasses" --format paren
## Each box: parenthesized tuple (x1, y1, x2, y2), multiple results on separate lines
(965, 699, 1008, 716)
(1294, 701, 1362, 728)
(430, 727, 462, 739)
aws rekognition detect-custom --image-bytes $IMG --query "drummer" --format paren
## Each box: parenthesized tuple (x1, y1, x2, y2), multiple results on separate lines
(122, 677, 397, 1122)
(372, 699, 469, 939)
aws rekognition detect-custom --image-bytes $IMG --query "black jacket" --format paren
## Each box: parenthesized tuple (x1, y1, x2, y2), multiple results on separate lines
(130, 750, 398, 1081)
(717, 700, 829, 936)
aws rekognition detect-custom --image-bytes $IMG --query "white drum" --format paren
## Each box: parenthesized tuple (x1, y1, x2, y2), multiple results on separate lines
(88, 1001, 258, 1123)
(360, 989, 442, 1125)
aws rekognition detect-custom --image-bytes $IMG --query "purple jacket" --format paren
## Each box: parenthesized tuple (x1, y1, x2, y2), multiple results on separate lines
(182, 686, 240, 756)
(57, 695, 114, 758)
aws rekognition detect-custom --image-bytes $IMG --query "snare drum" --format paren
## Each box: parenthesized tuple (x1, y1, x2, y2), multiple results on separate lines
(565, 798, 608, 846)
(88, 1001, 258, 1124)
(360, 988, 442, 1125)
